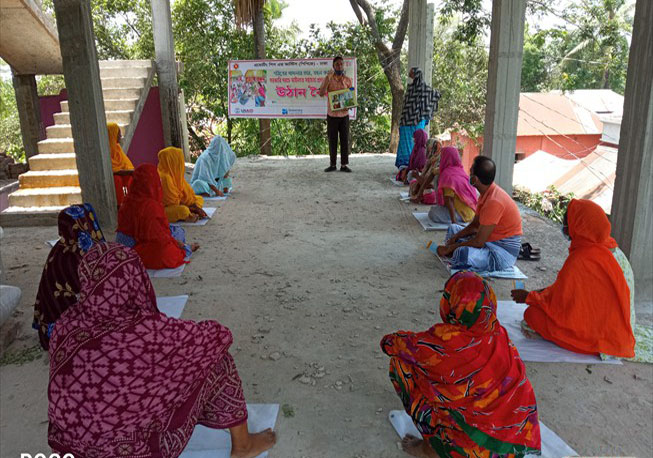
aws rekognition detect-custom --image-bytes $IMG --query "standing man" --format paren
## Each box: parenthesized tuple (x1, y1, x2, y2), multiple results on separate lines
(319, 56, 352, 172)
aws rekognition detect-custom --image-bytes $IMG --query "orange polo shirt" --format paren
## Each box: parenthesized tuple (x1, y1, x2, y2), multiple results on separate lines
(476, 183, 522, 242)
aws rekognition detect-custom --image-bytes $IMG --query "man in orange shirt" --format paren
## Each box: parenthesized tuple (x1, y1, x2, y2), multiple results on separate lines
(437, 156, 522, 271)
(319, 56, 352, 173)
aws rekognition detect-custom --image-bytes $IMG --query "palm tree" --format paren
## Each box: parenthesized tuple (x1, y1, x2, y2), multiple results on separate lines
(234, 0, 271, 155)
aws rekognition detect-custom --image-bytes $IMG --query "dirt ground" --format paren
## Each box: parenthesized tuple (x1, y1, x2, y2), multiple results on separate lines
(1, 154, 651, 457)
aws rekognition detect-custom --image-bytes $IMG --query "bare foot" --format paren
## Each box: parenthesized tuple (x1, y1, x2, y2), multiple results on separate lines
(401, 435, 438, 458)
(231, 429, 277, 458)
(190, 243, 200, 252)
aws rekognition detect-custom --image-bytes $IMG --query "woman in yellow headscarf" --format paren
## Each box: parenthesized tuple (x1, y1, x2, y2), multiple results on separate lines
(157, 147, 206, 223)
(107, 123, 134, 207)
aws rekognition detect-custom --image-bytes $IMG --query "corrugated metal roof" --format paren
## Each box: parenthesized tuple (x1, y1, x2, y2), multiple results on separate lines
(513, 150, 579, 193)
(565, 89, 624, 116)
(518, 92, 603, 136)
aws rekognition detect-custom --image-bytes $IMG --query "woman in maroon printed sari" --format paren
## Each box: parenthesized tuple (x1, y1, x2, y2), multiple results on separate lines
(47, 242, 276, 458)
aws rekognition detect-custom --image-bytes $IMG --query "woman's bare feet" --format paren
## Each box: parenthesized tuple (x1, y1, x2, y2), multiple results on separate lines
(190, 242, 200, 252)
(230, 428, 276, 458)
(401, 435, 438, 458)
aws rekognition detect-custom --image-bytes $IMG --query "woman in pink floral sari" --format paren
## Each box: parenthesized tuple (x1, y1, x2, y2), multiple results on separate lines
(47, 242, 275, 458)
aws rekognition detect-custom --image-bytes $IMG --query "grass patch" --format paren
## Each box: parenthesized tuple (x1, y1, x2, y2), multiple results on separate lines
(0, 344, 43, 366)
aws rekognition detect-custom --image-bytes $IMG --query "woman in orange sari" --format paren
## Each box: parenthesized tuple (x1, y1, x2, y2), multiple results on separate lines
(157, 147, 206, 223)
(511, 199, 635, 358)
(107, 122, 134, 207)
(382, 271, 540, 457)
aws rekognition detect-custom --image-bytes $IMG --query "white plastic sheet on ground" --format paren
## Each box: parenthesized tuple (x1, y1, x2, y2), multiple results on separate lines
(156, 295, 189, 319)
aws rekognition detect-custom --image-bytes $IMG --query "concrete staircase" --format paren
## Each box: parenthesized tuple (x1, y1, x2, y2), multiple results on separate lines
(0, 60, 155, 226)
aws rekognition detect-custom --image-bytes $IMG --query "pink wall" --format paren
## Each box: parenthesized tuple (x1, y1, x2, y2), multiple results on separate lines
(126, 86, 165, 167)
(39, 89, 68, 136)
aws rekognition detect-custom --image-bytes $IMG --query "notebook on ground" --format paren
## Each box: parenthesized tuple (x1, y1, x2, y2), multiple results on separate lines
(157, 295, 189, 318)
(389, 177, 405, 186)
(179, 404, 279, 458)
(171, 207, 217, 227)
(497, 301, 622, 364)
(412, 212, 449, 231)
(389, 410, 579, 457)
(428, 243, 528, 279)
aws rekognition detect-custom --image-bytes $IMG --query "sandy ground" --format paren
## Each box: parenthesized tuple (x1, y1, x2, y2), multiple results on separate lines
(1, 154, 651, 457)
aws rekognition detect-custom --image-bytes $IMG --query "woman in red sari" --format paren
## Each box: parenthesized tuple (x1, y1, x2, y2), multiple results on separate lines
(117, 164, 197, 270)
(48, 243, 276, 458)
(381, 271, 540, 457)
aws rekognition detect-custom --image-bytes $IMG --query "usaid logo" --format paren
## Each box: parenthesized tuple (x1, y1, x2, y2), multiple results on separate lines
(21, 454, 74, 458)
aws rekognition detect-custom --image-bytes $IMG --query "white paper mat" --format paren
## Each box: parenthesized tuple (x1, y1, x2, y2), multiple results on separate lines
(147, 264, 186, 278)
(497, 301, 621, 364)
(429, 244, 528, 279)
(180, 403, 279, 458)
(171, 207, 217, 227)
(157, 295, 189, 318)
(203, 195, 228, 202)
(389, 177, 404, 186)
(389, 410, 578, 457)
(46, 239, 59, 247)
(413, 212, 449, 231)
(400, 191, 410, 201)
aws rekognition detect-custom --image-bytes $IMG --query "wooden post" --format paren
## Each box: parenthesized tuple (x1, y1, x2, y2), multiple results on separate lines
(482, 0, 526, 193)
(151, 0, 183, 149)
(610, 0, 653, 303)
(52, 0, 117, 228)
(11, 70, 43, 160)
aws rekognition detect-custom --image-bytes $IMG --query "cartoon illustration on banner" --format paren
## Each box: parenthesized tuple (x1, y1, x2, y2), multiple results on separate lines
(228, 58, 357, 119)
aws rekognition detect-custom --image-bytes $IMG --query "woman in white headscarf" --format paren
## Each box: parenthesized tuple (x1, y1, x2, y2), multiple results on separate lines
(190, 136, 237, 197)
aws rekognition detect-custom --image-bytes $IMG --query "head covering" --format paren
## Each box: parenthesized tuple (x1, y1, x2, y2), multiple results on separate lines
(32, 204, 105, 350)
(408, 129, 428, 171)
(158, 147, 203, 208)
(190, 136, 237, 195)
(435, 146, 478, 210)
(48, 243, 238, 456)
(525, 199, 634, 357)
(117, 164, 186, 270)
(107, 123, 134, 172)
(400, 67, 441, 126)
(381, 271, 541, 454)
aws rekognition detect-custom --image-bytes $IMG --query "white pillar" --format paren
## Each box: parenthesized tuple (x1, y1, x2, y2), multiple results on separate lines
(52, 0, 117, 229)
(610, 0, 653, 305)
(408, 0, 431, 78)
(482, 0, 526, 193)
(151, 0, 182, 149)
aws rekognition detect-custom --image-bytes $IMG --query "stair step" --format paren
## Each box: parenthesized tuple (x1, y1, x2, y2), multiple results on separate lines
(7, 186, 82, 208)
(99, 59, 153, 69)
(37, 138, 75, 154)
(19, 170, 80, 188)
(102, 87, 142, 99)
(46, 123, 128, 138)
(100, 66, 151, 79)
(28, 153, 77, 171)
(61, 98, 139, 112)
(101, 77, 146, 89)
(54, 110, 133, 126)
(0, 207, 63, 227)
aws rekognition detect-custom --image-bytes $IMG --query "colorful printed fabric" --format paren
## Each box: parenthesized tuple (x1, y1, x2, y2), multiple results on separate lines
(436, 147, 478, 212)
(399, 67, 440, 126)
(446, 224, 521, 272)
(190, 136, 236, 197)
(525, 199, 635, 357)
(48, 243, 247, 457)
(381, 272, 541, 457)
(117, 164, 187, 270)
(158, 147, 204, 222)
(32, 204, 105, 350)
(396, 120, 427, 168)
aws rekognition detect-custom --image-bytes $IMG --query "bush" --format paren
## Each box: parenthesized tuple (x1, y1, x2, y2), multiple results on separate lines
(513, 185, 574, 224)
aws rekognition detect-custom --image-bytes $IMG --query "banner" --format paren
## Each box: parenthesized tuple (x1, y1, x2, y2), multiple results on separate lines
(228, 58, 357, 119)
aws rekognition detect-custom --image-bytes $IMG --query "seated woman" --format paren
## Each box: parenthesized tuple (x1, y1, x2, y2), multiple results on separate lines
(511, 199, 636, 359)
(382, 271, 541, 457)
(117, 164, 199, 270)
(47, 243, 276, 458)
(409, 139, 441, 204)
(191, 135, 237, 197)
(158, 146, 206, 223)
(32, 204, 105, 350)
(426, 146, 477, 224)
(397, 129, 428, 183)
(107, 122, 134, 207)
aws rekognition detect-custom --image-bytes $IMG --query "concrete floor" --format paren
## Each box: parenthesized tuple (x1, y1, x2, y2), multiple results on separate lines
(1, 154, 651, 457)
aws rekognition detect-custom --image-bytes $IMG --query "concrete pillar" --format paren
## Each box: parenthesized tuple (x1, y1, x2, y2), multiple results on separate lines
(151, 0, 182, 149)
(408, 0, 431, 79)
(178, 89, 191, 162)
(11, 70, 43, 160)
(52, 0, 117, 229)
(482, 0, 526, 193)
(610, 0, 653, 306)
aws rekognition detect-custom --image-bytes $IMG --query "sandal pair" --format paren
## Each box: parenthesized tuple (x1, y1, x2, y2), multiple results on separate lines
(519, 242, 541, 261)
